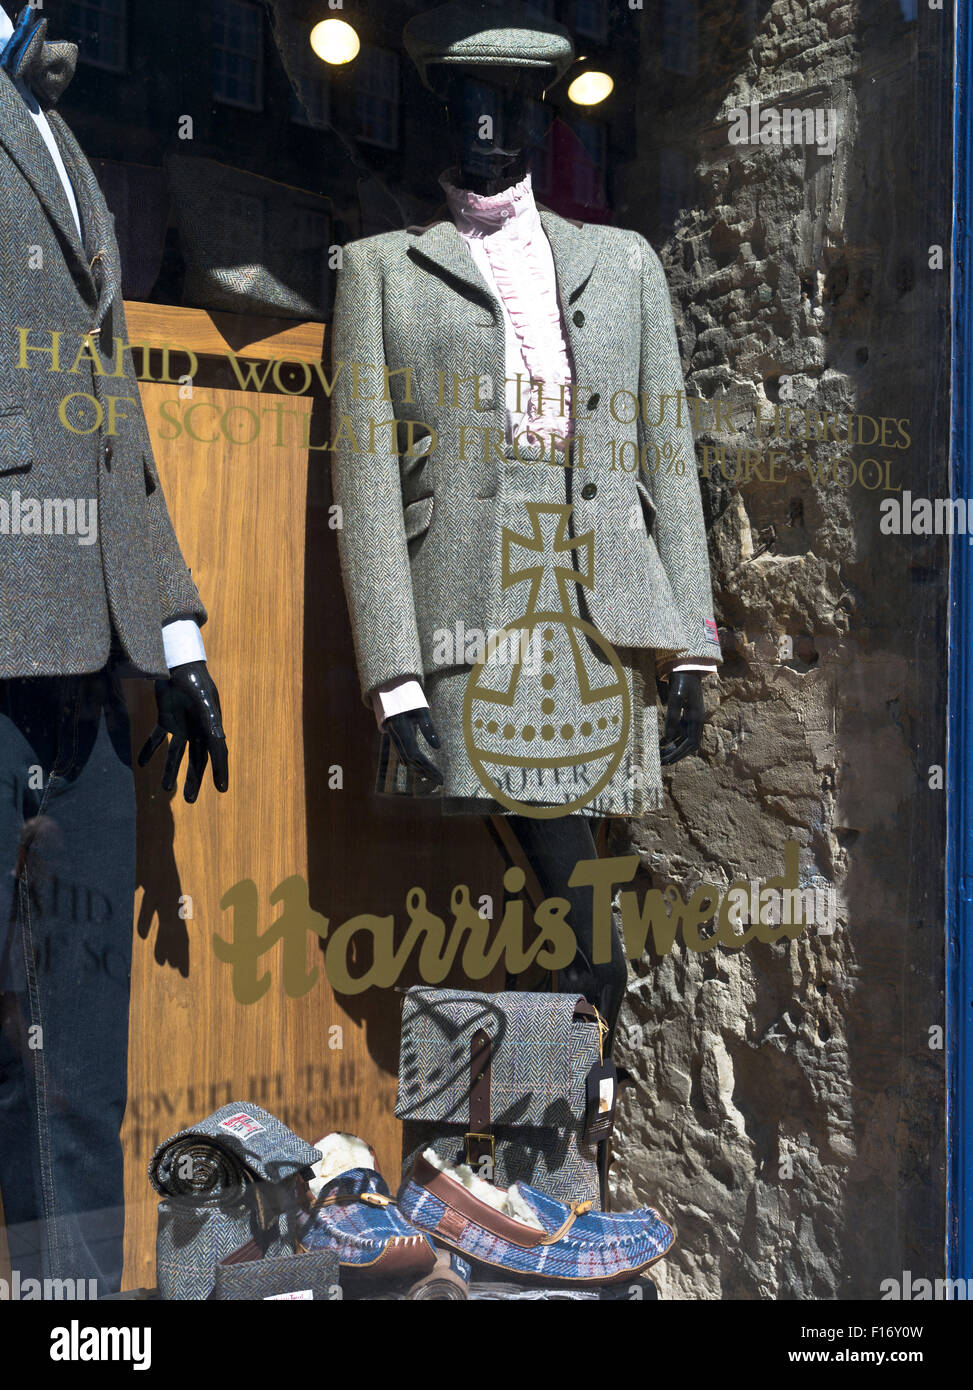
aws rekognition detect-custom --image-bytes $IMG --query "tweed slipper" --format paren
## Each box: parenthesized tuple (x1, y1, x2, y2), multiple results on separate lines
(398, 1151, 675, 1285)
(301, 1133, 437, 1277)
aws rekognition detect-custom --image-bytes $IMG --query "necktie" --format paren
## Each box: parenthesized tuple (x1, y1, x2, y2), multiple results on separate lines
(0, 7, 77, 106)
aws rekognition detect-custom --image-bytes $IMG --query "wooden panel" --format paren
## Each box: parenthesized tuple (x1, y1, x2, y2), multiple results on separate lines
(123, 302, 326, 362)
(122, 310, 501, 1289)
(122, 378, 321, 1286)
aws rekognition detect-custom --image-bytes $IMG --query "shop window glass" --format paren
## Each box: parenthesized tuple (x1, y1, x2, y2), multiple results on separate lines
(67, 0, 127, 72)
(356, 46, 400, 150)
(213, 0, 264, 111)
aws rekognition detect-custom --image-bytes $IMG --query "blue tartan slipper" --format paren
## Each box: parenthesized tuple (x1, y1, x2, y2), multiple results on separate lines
(397, 1151, 676, 1286)
(300, 1134, 437, 1278)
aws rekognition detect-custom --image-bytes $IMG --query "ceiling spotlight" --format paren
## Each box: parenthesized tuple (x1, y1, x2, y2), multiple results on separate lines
(567, 70, 614, 106)
(310, 18, 360, 65)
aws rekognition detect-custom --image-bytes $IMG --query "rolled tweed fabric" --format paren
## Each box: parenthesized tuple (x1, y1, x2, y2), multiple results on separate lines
(149, 1103, 323, 1301)
(149, 1103, 322, 1196)
(405, 1248, 472, 1300)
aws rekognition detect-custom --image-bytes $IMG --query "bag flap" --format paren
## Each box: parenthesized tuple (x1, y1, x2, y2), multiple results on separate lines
(395, 987, 600, 1126)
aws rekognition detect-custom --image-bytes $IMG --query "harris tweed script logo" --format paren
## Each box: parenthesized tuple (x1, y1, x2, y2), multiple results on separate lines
(214, 842, 819, 998)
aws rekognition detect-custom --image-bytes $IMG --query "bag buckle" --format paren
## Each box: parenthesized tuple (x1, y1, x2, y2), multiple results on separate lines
(464, 1132, 495, 1165)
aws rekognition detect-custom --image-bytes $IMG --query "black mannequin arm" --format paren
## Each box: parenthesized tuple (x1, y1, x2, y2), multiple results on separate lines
(138, 660, 229, 802)
(384, 708, 444, 787)
(659, 671, 705, 766)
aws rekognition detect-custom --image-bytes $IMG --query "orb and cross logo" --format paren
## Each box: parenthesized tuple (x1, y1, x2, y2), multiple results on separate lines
(462, 502, 631, 817)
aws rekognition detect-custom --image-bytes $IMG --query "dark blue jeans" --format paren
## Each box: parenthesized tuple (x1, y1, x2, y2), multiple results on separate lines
(0, 667, 135, 1297)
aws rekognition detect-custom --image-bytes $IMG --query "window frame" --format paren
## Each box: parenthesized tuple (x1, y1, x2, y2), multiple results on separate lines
(354, 45, 401, 151)
(212, 0, 265, 114)
(573, 0, 608, 44)
(67, 0, 129, 75)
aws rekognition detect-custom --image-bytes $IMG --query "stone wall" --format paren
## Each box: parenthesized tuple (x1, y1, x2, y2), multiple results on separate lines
(610, 0, 949, 1299)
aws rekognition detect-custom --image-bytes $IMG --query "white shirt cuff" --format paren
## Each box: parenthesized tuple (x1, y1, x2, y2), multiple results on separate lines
(162, 620, 206, 670)
(671, 662, 718, 673)
(373, 678, 428, 727)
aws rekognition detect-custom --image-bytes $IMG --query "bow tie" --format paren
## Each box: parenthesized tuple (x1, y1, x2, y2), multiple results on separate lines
(0, 8, 77, 105)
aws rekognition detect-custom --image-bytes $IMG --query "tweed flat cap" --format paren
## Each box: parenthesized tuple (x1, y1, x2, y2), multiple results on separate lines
(403, 3, 575, 90)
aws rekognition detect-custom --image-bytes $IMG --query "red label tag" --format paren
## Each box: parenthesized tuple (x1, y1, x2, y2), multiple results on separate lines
(219, 1112, 266, 1138)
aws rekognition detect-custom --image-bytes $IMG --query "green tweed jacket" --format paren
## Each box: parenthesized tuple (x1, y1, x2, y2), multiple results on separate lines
(331, 208, 721, 706)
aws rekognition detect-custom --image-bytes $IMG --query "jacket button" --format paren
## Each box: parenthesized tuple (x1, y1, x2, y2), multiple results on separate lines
(581, 482, 597, 500)
(587, 393, 600, 410)
(573, 310, 585, 327)
(103, 442, 113, 470)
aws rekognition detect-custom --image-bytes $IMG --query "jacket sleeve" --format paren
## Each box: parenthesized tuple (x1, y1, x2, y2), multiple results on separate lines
(114, 295, 207, 629)
(330, 240, 425, 706)
(635, 234, 721, 671)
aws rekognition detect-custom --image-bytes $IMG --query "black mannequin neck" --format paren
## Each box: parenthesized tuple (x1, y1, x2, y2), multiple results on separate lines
(456, 150, 531, 198)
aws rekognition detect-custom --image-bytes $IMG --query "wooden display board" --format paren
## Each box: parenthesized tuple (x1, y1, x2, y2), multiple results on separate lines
(121, 304, 500, 1289)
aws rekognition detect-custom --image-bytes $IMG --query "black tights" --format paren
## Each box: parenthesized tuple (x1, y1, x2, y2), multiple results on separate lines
(504, 815, 627, 1052)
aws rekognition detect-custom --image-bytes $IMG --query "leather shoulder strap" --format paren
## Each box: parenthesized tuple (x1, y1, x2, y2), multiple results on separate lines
(466, 1026, 493, 1167)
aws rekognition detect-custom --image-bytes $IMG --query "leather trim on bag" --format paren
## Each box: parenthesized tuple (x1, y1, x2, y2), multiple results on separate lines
(466, 1026, 493, 1166)
(220, 1237, 264, 1266)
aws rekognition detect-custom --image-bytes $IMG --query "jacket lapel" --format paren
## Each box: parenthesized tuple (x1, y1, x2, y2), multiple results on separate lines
(408, 209, 603, 353)
(46, 110, 119, 325)
(538, 210, 601, 306)
(538, 210, 603, 377)
(0, 68, 94, 298)
(407, 219, 501, 316)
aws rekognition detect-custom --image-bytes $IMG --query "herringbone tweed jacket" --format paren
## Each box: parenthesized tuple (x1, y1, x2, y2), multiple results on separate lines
(0, 70, 204, 678)
(331, 208, 720, 709)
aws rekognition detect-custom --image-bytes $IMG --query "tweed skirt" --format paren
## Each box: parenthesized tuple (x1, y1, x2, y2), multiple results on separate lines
(376, 450, 665, 817)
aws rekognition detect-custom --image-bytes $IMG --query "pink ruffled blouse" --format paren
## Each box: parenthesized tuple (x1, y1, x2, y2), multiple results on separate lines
(442, 172, 574, 447)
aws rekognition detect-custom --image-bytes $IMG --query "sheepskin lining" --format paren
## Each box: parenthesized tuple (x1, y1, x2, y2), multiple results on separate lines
(310, 1132, 376, 1194)
(421, 1148, 544, 1230)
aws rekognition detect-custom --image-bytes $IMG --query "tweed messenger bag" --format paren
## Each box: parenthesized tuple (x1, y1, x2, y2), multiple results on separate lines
(396, 987, 608, 1209)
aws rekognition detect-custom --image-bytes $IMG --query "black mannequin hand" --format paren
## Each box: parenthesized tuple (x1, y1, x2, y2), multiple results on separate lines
(659, 671, 705, 766)
(385, 709, 444, 787)
(138, 660, 229, 802)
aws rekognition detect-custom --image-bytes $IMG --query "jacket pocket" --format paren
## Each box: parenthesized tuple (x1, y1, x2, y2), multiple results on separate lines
(635, 478, 657, 535)
(143, 454, 157, 496)
(403, 495, 434, 545)
(0, 411, 34, 476)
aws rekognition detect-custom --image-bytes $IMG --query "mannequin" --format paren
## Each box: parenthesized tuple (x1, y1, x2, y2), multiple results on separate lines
(383, 64, 711, 836)
(330, 41, 721, 1254)
(331, 4, 722, 1207)
(382, 65, 712, 1041)
(0, 6, 228, 1295)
